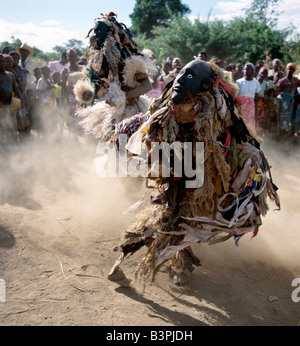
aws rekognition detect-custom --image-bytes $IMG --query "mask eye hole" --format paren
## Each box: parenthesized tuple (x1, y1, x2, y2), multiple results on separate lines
(187, 74, 193, 79)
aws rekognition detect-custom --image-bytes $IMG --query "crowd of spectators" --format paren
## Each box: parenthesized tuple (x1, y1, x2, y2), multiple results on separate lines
(1, 43, 300, 152)
(156, 51, 300, 137)
(0, 44, 90, 148)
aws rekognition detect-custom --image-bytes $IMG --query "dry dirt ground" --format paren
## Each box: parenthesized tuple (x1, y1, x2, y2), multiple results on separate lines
(0, 132, 299, 326)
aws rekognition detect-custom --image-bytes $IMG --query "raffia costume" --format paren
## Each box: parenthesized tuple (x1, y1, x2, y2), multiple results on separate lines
(108, 60, 280, 284)
(73, 12, 157, 142)
(73, 13, 280, 286)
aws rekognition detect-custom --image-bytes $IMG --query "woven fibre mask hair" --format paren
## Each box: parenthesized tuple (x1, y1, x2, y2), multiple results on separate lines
(171, 60, 213, 104)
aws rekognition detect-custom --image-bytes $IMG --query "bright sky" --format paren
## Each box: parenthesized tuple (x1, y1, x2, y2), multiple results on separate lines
(0, 0, 299, 52)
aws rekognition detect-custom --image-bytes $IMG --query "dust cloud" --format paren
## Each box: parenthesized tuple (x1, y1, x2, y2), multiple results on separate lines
(0, 128, 299, 276)
(258, 138, 300, 271)
(194, 136, 300, 280)
(0, 129, 144, 256)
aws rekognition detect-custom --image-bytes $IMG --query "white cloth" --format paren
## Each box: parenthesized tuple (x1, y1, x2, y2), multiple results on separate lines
(37, 78, 54, 103)
(258, 79, 267, 96)
(236, 77, 261, 98)
(48, 60, 68, 74)
(28, 80, 38, 91)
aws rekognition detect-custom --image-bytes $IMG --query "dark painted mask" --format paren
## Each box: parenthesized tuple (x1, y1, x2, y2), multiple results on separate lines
(171, 60, 213, 104)
(94, 21, 113, 50)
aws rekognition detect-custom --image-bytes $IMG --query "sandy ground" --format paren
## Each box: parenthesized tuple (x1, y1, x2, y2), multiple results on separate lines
(0, 130, 299, 327)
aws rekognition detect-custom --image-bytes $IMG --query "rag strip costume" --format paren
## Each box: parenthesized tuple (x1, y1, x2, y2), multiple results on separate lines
(73, 12, 157, 143)
(73, 13, 280, 286)
(107, 59, 280, 285)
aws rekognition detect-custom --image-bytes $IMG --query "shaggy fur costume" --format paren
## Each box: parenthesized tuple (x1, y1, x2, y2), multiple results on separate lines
(109, 61, 280, 284)
(72, 13, 157, 141)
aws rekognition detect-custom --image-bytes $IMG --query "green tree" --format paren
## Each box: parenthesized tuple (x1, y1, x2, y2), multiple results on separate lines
(224, 16, 289, 64)
(0, 36, 22, 52)
(145, 15, 198, 64)
(243, 0, 297, 64)
(130, 0, 190, 38)
(133, 0, 297, 67)
(53, 39, 86, 56)
(245, 0, 280, 23)
(1, 36, 88, 68)
(280, 33, 300, 65)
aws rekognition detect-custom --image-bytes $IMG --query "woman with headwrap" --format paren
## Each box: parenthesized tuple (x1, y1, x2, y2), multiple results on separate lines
(275, 63, 300, 132)
(235, 63, 261, 130)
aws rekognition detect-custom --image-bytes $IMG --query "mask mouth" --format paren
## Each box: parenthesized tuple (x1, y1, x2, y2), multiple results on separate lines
(173, 84, 185, 93)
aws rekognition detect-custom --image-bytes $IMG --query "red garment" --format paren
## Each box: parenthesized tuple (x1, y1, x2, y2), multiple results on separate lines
(256, 96, 266, 132)
(241, 98, 256, 129)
